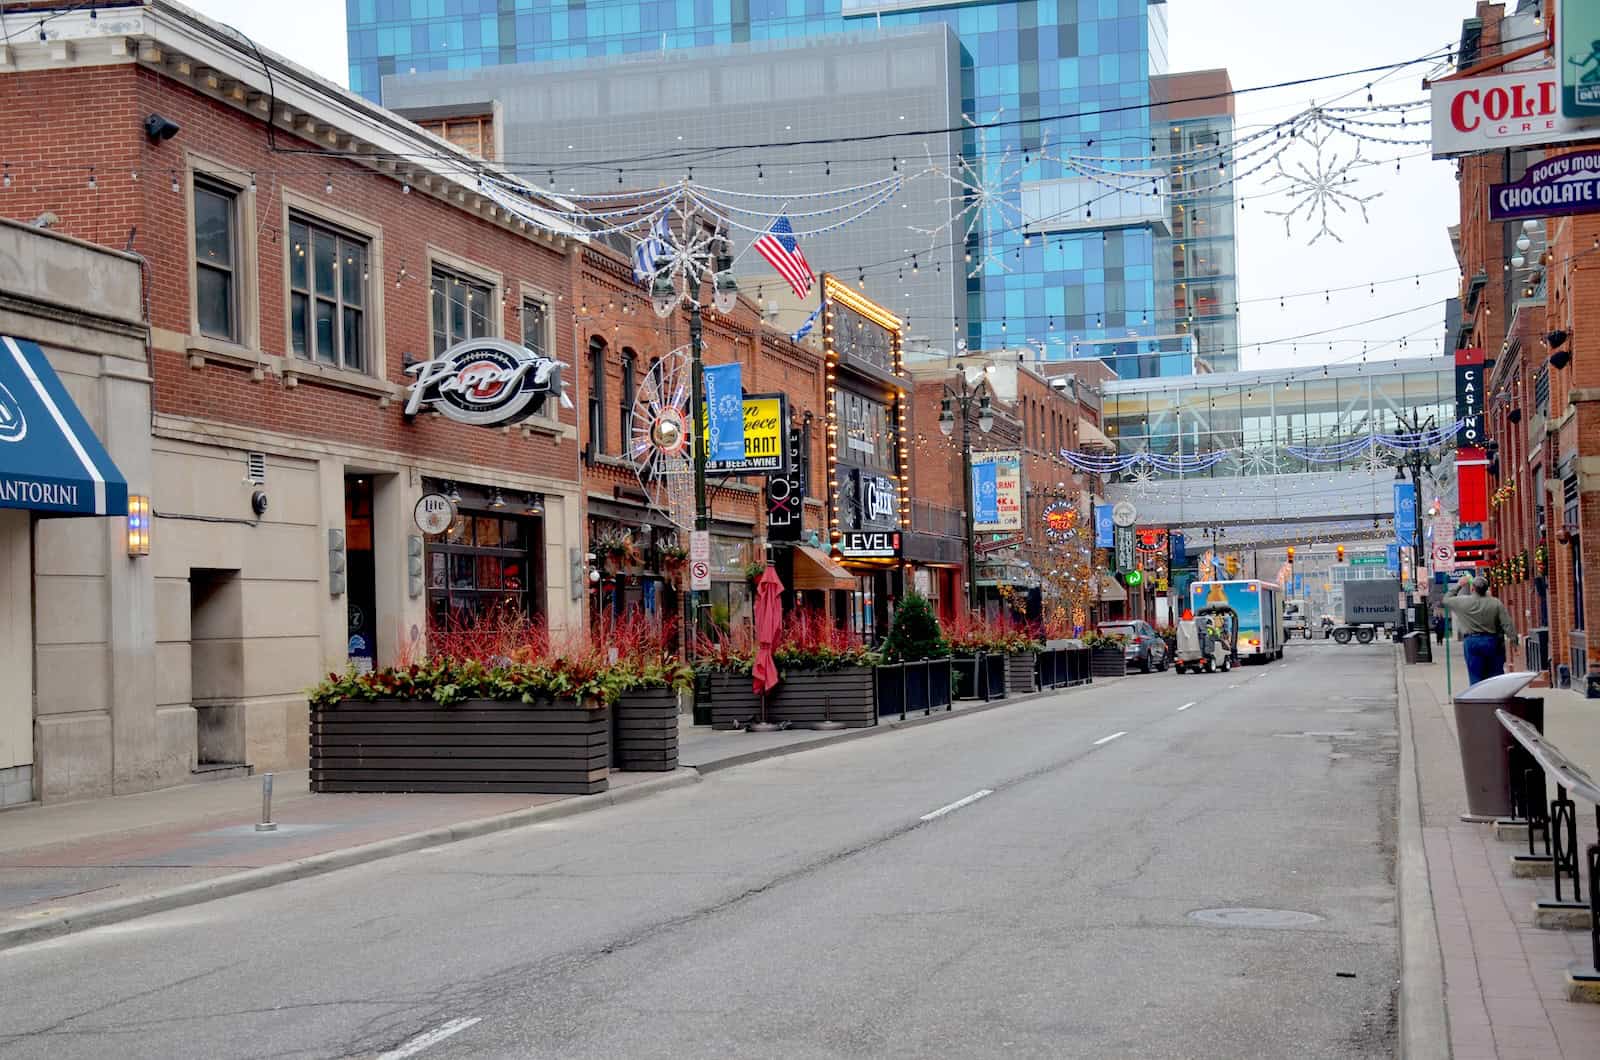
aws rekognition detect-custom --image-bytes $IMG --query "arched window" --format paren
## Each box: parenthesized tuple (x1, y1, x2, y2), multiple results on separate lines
(620, 348, 637, 460)
(588, 336, 607, 456)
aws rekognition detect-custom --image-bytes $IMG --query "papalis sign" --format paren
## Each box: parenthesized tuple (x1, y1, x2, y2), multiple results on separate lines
(1490, 148, 1600, 221)
(404, 338, 570, 426)
(1430, 67, 1600, 158)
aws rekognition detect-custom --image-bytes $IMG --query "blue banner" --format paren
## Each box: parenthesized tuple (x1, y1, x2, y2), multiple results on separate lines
(703, 362, 744, 463)
(972, 462, 998, 526)
(1093, 504, 1113, 548)
(1170, 531, 1186, 567)
(1393, 481, 1416, 546)
(1387, 543, 1401, 574)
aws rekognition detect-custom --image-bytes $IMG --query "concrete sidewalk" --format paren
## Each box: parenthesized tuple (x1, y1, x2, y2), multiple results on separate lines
(1397, 645, 1600, 1058)
(0, 678, 1105, 950)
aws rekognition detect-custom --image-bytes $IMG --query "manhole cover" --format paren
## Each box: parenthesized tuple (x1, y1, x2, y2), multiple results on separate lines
(1188, 907, 1324, 928)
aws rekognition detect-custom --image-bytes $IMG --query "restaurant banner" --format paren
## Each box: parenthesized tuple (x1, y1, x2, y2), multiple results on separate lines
(705, 392, 787, 474)
(971, 449, 1021, 531)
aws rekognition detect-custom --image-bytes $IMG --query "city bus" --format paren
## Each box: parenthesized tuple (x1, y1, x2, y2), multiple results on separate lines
(1188, 579, 1284, 662)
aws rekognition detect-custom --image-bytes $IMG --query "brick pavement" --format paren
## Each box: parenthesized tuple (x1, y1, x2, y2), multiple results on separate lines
(1400, 646, 1600, 1058)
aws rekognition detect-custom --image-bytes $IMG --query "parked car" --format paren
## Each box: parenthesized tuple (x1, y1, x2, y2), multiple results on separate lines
(1097, 621, 1170, 673)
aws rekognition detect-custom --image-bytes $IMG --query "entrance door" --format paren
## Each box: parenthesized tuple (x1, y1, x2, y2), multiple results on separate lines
(345, 477, 377, 672)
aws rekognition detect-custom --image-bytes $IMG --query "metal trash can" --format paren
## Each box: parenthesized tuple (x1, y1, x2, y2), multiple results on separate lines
(1413, 630, 1432, 663)
(1453, 672, 1545, 819)
(1402, 632, 1421, 663)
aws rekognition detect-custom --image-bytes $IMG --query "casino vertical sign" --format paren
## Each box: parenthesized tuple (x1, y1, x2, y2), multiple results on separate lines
(1455, 348, 1490, 523)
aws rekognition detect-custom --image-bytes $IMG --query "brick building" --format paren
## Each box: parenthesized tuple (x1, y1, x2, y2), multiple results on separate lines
(1442, 0, 1600, 692)
(0, 2, 593, 799)
(572, 246, 833, 629)
(906, 351, 1108, 626)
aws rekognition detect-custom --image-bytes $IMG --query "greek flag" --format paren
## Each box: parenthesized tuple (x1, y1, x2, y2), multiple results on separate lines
(632, 208, 672, 284)
(790, 306, 820, 343)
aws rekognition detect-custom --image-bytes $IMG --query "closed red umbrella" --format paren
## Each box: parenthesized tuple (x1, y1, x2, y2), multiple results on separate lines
(751, 564, 783, 701)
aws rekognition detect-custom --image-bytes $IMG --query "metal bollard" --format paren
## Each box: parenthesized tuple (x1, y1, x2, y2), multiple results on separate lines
(256, 772, 277, 832)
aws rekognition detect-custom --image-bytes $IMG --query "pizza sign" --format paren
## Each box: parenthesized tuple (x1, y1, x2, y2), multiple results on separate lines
(1042, 500, 1078, 541)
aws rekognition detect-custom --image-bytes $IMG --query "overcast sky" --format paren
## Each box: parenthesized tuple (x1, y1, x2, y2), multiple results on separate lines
(190, 0, 1470, 374)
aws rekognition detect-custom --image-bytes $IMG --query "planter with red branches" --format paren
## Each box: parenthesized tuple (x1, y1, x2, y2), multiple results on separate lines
(767, 611, 882, 728)
(306, 609, 692, 790)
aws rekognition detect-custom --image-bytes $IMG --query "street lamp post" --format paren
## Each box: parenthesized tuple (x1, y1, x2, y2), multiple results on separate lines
(651, 225, 738, 639)
(940, 366, 994, 611)
(1392, 409, 1436, 627)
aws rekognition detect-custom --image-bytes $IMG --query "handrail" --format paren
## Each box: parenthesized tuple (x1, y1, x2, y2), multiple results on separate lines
(1496, 710, 1600, 806)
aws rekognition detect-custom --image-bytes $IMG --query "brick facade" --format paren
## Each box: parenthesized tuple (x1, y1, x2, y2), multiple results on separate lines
(1450, 2, 1600, 688)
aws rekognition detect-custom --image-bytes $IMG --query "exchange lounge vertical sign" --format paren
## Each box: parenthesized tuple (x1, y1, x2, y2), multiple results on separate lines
(1560, 0, 1600, 120)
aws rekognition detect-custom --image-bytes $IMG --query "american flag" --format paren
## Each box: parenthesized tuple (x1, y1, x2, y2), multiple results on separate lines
(753, 215, 814, 299)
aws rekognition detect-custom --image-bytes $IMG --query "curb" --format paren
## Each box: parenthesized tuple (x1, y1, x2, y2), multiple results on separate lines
(1393, 651, 1450, 1060)
(690, 678, 1107, 775)
(0, 770, 701, 954)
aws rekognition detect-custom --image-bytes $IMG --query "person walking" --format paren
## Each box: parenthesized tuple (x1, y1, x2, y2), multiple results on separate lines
(1442, 574, 1516, 686)
(1431, 605, 1446, 645)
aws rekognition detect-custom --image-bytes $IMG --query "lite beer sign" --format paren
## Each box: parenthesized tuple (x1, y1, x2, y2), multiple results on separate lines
(404, 338, 568, 426)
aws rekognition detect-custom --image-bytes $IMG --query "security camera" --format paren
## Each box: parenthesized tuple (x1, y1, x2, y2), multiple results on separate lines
(144, 113, 181, 143)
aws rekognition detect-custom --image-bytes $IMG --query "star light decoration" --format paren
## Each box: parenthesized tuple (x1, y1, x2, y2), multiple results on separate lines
(1265, 120, 1381, 245)
(910, 110, 1042, 278)
(1238, 445, 1280, 477)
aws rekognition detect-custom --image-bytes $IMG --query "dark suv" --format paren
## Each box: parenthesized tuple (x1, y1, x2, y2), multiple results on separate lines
(1098, 621, 1169, 673)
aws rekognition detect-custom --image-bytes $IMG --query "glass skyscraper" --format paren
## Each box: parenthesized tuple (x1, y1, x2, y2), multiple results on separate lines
(351, 0, 1184, 372)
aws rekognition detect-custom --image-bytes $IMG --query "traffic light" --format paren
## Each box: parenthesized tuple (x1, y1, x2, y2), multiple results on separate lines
(1286, 546, 1296, 563)
(1224, 554, 1239, 577)
(1336, 545, 1346, 562)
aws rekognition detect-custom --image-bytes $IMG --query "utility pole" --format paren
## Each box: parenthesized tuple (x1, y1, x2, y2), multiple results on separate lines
(940, 367, 993, 612)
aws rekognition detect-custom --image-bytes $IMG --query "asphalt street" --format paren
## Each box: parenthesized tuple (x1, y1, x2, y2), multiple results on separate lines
(0, 641, 1399, 1059)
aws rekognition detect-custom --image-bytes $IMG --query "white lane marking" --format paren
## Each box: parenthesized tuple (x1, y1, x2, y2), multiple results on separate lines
(1227, 684, 1239, 689)
(378, 1017, 483, 1060)
(1178, 701, 1196, 711)
(920, 789, 994, 821)
(1093, 731, 1127, 746)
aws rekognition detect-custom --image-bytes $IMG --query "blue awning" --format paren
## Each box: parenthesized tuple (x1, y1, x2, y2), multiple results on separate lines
(0, 336, 128, 516)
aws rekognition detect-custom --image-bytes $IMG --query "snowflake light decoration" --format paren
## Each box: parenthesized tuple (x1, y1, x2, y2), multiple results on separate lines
(910, 111, 1039, 278)
(1238, 445, 1280, 477)
(1265, 122, 1381, 245)
(1361, 444, 1389, 478)
(1124, 463, 1157, 496)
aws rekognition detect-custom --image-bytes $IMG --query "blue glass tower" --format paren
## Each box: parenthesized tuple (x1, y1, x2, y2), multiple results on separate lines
(350, 0, 1176, 372)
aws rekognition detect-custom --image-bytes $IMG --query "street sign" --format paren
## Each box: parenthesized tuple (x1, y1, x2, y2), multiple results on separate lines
(1111, 500, 1137, 528)
(1351, 555, 1386, 566)
(1114, 524, 1135, 572)
(689, 530, 711, 591)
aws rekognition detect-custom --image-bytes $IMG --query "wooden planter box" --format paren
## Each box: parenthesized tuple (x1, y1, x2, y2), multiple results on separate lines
(702, 670, 763, 729)
(771, 665, 877, 728)
(613, 687, 678, 772)
(311, 698, 609, 795)
(1089, 647, 1128, 678)
(1007, 652, 1039, 695)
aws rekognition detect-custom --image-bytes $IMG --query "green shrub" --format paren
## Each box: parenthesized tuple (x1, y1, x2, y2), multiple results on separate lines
(883, 591, 950, 662)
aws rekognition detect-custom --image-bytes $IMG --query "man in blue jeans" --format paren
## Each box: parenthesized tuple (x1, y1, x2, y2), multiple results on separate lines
(1442, 574, 1517, 686)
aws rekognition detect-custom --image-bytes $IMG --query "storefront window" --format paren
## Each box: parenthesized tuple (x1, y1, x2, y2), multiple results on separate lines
(427, 509, 543, 631)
